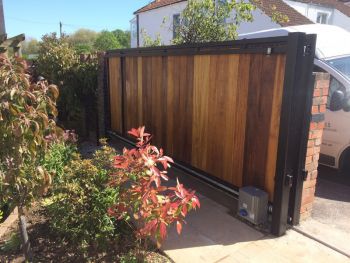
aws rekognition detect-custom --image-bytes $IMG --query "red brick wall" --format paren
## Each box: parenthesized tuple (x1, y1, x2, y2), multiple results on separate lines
(300, 73, 330, 220)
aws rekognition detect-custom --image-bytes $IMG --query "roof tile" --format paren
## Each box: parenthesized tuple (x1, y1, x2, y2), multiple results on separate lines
(134, 0, 313, 26)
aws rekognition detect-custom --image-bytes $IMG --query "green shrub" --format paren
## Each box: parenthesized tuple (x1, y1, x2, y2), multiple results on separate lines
(0, 233, 21, 253)
(0, 55, 59, 215)
(46, 141, 120, 251)
(42, 132, 77, 186)
(36, 33, 99, 136)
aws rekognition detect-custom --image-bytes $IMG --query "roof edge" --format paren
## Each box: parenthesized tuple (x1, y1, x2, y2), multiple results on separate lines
(134, 0, 187, 15)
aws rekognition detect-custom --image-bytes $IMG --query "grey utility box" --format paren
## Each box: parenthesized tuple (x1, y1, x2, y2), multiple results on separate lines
(238, 186, 268, 225)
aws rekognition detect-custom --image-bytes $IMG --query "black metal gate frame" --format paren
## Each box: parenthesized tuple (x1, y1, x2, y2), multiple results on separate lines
(103, 33, 317, 237)
(271, 33, 316, 236)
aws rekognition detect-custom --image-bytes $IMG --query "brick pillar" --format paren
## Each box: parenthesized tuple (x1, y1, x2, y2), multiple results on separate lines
(300, 73, 330, 220)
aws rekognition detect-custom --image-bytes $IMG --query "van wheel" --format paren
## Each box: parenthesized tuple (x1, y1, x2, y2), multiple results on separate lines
(340, 148, 350, 173)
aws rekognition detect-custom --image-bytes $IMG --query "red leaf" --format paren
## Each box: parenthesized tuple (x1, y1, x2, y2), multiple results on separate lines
(159, 222, 167, 240)
(181, 205, 188, 217)
(176, 221, 182, 235)
(128, 128, 139, 138)
(192, 196, 200, 209)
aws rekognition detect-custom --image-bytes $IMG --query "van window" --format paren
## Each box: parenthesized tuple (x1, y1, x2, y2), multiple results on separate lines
(327, 56, 350, 81)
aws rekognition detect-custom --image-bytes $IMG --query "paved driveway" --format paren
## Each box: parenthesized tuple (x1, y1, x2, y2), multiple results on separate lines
(297, 165, 350, 257)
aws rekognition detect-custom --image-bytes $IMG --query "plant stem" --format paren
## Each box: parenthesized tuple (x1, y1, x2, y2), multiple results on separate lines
(18, 207, 33, 262)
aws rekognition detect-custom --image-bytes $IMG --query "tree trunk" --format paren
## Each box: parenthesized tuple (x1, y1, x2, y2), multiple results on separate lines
(18, 207, 33, 262)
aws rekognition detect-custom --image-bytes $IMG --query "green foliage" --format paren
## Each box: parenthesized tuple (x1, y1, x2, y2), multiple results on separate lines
(141, 29, 163, 47)
(94, 30, 121, 51)
(59, 54, 99, 123)
(112, 29, 131, 48)
(68, 29, 99, 54)
(270, 4, 290, 23)
(0, 56, 59, 214)
(46, 142, 120, 250)
(35, 33, 98, 131)
(36, 33, 78, 84)
(21, 38, 39, 56)
(0, 233, 21, 253)
(118, 251, 144, 263)
(42, 140, 77, 186)
(173, 0, 255, 44)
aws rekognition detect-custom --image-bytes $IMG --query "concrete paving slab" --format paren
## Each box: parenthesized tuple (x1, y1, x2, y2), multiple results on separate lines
(297, 172, 350, 257)
(163, 196, 350, 263)
(109, 138, 349, 262)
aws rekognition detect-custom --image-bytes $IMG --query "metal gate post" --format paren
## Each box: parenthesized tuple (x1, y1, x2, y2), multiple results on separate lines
(288, 35, 317, 225)
(271, 32, 316, 236)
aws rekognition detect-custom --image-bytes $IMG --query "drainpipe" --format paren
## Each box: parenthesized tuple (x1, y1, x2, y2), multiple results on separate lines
(137, 14, 140, 47)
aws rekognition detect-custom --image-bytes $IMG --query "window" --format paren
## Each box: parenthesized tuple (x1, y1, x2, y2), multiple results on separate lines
(327, 56, 350, 81)
(173, 14, 180, 39)
(316, 12, 328, 24)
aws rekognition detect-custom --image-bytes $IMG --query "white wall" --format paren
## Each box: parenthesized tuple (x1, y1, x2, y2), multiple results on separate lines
(131, 1, 280, 47)
(284, 0, 333, 23)
(333, 9, 350, 32)
(236, 9, 281, 34)
(284, 0, 350, 32)
(130, 17, 137, 48)
(136, 1, 187, 47)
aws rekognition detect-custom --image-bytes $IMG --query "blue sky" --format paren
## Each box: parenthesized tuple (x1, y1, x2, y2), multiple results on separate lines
(3, 0, 150, 39)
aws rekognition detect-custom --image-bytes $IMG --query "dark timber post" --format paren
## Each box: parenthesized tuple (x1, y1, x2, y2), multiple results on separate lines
(271, 33, 316, 236)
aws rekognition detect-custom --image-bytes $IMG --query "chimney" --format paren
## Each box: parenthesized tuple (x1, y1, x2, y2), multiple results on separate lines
(0, 0, 6, 36)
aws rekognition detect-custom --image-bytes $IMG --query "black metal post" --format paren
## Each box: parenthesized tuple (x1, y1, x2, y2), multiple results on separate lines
(288, 34, 317, 225)
(271, 32, 310, 236)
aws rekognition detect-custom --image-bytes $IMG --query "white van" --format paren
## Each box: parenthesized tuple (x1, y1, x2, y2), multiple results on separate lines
(239, 24, 350, 171)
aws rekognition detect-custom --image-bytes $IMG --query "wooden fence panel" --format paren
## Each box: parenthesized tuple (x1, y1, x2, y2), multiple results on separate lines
(108, 57, 123, 133)
(108, 52, 286, 200)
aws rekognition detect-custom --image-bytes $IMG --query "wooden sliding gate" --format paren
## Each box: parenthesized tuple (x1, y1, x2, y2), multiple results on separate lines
(104, 33, 316, 236)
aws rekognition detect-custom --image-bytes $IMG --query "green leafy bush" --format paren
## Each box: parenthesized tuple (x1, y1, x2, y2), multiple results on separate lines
(36, 33, 98, 136)
(46, 141, 120, 250)
(0, 55, 59, 215)
(37, 33, 78, 84)
(173, 0, 254, 44)
(42, 131, 77, 186)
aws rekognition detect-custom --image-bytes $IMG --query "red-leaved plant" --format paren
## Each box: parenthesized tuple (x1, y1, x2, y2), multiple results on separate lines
(108, 127, 200, 246)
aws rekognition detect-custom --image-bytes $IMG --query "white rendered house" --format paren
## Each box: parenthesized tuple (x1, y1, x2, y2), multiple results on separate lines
(283, 0, 350, 31)
(130, 0, 350, 47)
(130, 0, 312, 47)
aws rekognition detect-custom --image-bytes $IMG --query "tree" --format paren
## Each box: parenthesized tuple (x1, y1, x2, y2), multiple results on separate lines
(173, 0, 255, 44)
(21, 38, 39, 56)
(94, 30, 121, 51)
(141, 29, 163, 47)
(68, 28, 99, 54)
(36, 33, 78, 84)
(112, 29, 131, 48)
(0, 56, 59, 260)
